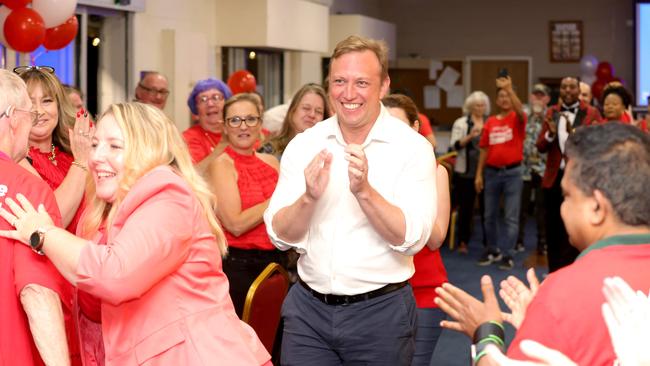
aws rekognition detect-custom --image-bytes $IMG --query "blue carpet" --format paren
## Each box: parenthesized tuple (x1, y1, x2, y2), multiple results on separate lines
(429, 216, 548, 365)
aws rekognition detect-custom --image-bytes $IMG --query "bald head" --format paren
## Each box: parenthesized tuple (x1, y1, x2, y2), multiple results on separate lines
(135, 72, 169, 110)
(579, 82, 592, 105)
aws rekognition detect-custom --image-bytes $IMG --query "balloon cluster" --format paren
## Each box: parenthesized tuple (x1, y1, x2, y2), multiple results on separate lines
(0, 0, 78, 53)
(227, 70, 257, 95)
(579, 54, 620, 102)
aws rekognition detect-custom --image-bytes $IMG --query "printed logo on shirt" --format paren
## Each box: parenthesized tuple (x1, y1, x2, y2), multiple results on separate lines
(0, 184, 7, 197)
(488, 126, 513, 145)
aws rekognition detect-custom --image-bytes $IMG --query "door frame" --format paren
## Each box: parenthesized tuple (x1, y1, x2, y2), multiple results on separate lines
(465, 56, 533, 96)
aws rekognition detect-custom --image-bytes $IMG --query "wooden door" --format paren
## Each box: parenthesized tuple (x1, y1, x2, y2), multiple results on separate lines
(468, 59, 530, 114)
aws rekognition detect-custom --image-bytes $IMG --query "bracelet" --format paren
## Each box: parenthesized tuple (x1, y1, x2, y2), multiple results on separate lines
(71, 161, 87, 171)
(473, 321, 505, 344)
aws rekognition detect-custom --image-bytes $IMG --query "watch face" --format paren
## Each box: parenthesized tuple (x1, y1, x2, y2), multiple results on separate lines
(29, 231, 41, 249)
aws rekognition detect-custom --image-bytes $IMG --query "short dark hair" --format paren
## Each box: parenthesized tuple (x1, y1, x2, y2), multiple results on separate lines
(602, 86, 632, 108)
(382, 94, 419, 126)
(565, 123, 650, 226)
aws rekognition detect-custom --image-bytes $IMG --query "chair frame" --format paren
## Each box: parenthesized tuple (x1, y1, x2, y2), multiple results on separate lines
(242, 262, 290, 324)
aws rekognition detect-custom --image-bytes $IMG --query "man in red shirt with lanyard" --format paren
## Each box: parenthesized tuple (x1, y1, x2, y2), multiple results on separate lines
(0, 69, 72, 365)
(475, 75, 526, 270)
(435, 122, 650, 366)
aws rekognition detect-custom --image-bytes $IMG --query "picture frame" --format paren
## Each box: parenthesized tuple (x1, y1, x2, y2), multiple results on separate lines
(549, 20, 583, 63)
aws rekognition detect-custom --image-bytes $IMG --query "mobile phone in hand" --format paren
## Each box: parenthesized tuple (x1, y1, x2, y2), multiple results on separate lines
(497, 68, 509, 78)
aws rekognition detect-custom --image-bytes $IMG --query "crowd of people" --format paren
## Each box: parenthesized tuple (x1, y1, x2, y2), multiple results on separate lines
(0, 33, 649, 366)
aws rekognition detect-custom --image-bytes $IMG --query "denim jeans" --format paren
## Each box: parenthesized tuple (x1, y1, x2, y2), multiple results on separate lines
(483, 165, 523, 254)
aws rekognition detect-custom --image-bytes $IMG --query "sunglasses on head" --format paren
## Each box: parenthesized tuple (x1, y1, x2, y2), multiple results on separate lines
(13, 66, 55, 75)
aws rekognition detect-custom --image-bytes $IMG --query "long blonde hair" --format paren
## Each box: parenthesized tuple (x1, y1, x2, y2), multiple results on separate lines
(80, 102, 227, 256)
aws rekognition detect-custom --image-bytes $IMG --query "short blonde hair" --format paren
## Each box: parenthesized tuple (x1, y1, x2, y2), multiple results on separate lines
(330, 35, 389, 82)
(80, 102, 227, 256)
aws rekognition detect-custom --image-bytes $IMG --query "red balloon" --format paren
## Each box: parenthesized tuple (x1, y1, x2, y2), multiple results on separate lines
(4, 7, 45, 52)
(2, 0, 31, 10)
(228, 70, 257, 95)
(591, 79, 607, 102)
(595, 61, 614, 81)
(43, 15, 77, 50)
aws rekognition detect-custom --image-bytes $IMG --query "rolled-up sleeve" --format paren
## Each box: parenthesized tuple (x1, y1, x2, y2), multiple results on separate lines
(263, 139, 308, 252)
(387, 142, 437, 256)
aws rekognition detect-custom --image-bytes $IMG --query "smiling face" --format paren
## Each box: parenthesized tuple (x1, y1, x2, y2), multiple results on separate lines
(223, 100, 261, 154)
(560, 77, 580, 106)
(495, 89, 512, 112)
(603, 93, 625, 121)
(328, 50, 389, 135)
(27, 82, 59, 146)
(195, 88, 225, 133)
(291, 91, 326, 133)
(89, 114, 125, 203)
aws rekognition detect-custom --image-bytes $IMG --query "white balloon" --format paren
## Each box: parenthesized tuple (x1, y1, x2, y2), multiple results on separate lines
(33, 0, 77, 28)
(0, 6, 11, 47)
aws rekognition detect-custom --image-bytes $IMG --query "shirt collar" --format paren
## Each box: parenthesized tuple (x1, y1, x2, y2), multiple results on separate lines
(577, 232, 650, 260)
(326, 103, 393, 147)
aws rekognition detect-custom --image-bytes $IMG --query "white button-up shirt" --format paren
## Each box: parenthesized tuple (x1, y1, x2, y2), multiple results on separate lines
(264, 106, 437, 295)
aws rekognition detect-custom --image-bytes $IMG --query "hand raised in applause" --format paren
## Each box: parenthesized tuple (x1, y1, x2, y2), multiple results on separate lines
(499, 268, 540, 329)
(545, 113, 558, 136)
(68, 108, 94, 167)
(304, 149, 333, 202)
(345, 144, 370, 197)
(435, 275, 503, 338)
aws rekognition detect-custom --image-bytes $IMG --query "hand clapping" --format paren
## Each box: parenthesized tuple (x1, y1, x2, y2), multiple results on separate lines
(344, 144, 369, 196)
(304, 149, 333, 202)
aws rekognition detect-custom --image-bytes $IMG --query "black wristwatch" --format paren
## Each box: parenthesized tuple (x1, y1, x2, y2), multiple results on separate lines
(29, 227, 55, 255)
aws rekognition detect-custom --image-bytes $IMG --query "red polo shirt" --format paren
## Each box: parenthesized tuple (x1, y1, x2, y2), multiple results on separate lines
(0, 153, 73, 366)
(507, 233, 650, 365)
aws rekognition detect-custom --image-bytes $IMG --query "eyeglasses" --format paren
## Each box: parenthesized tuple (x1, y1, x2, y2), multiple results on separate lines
(225, 115, 261, 128)
(0, 105, 39, 126)
(138, 83, 170, 97)
(197, 94, 224, 104)
(13, 66, 55, 75)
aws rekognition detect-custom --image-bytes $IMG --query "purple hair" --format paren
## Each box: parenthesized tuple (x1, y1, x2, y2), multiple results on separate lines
(187, 78, 232, 114)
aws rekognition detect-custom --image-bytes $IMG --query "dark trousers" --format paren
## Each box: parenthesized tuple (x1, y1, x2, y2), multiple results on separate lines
(453, 175, 486, 246)
(544, 169, 579, 272)
(281, 282, 417, 366)
(517, 173, 547, 252)
(222, 247, 284, 318)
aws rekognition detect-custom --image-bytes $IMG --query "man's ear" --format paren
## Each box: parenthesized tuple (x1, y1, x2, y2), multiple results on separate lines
(412, 120, 420, 132)
(590, 189, 609, 226)
(379, 75, 390, 99)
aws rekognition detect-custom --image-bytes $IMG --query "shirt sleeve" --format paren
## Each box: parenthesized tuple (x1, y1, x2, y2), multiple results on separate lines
(263, 138, 309, 252)
(386, 140, 437, 255)
(75, 181, 195, 306)
(418, 114, 433, 136)
(13, 178, 71, 310)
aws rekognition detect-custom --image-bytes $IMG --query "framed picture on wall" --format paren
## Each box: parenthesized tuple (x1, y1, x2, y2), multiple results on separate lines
(549, 20, 583, 63)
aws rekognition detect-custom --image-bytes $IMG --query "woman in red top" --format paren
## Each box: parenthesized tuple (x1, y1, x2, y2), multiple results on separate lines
(18, 67, 91, 234)
(208, 93, 281, 317)
(182, 78, 233, 170)
(602, 86, 648, 132)
(383, 94, 450, 366)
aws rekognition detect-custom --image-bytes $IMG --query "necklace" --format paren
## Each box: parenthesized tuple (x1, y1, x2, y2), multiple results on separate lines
(48, 144, 57, 165)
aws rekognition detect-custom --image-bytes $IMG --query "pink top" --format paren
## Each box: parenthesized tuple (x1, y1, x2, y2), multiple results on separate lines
(223, 146, 278, 250)
(75, 166, 270, 366)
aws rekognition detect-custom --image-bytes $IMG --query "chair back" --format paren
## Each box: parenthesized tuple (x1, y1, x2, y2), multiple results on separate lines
(242, 262, 290, 354)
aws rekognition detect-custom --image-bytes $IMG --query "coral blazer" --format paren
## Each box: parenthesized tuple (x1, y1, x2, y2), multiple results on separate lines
(536, 102, 601, 188)
(75, 166, 270, 365)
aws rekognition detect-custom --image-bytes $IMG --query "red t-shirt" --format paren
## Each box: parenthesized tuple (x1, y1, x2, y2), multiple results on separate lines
(507, 233, 650, 365)
(222, 147, 279, 250)
(409, 247, 448, 308)
(479, 111, 526, 167)
(182, 124, 223, 164)
(0, 153, 73, 366)
(418, 113, 433, 137)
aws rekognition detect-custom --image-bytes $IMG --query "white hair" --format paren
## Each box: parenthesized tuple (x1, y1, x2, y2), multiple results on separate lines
(0, 69, 29, 112)
(462, 90, 490, 116)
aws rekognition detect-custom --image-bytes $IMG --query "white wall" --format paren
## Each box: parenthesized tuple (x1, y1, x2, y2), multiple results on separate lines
(129, 0, 219, 129)
(329, 15, 397, 60)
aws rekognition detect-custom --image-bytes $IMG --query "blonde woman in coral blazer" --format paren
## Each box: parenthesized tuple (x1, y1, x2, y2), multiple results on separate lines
(0, 102, 271, 366)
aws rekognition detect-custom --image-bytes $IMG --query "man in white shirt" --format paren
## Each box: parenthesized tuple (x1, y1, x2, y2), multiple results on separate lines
(264, 35, 437, 365)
